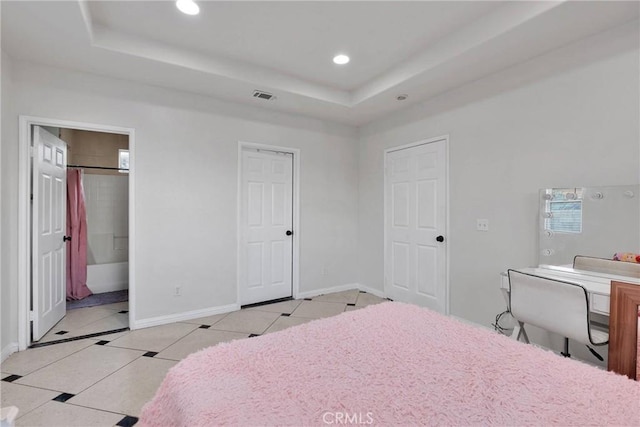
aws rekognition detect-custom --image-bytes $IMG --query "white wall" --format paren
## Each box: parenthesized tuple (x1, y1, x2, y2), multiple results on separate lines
(1, 50, 19, 358)
(2, 57, 359, 336)
(3, 19, 638, 361)
(0, 7, 4, 358)
(357, 24, 640, 352)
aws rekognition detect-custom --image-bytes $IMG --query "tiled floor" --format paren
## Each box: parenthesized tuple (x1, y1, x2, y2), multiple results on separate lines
(37, 302, 130, 344)
(1, 289, 385, 426)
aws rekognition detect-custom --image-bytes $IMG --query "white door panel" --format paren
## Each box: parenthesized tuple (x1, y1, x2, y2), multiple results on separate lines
(385, 139, 447, 313)
(32, 126, 67, 340)
(240, 149, 293, 305)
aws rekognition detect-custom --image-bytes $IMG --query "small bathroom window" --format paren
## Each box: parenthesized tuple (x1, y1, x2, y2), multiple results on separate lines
(118, 149, 129, 173)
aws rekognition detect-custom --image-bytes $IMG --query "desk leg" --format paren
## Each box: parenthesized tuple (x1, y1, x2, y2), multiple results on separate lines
(511, 321, 529, 343)
(501, 288, 510, 308)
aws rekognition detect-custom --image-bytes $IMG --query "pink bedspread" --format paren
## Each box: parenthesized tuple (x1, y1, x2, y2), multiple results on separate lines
(140, 302, 640, 426)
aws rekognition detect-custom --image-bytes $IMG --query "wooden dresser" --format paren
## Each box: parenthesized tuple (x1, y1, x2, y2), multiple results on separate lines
(608, 281, 640, 380)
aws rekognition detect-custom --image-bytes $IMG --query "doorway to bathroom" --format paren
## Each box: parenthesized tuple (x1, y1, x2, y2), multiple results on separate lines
(18, 116, 135, 350)
(46, 128, 130, 343)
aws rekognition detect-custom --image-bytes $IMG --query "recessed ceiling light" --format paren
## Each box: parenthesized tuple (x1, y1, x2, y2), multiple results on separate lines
(176, 0, 200, 15)
(333, 54, 350, 65)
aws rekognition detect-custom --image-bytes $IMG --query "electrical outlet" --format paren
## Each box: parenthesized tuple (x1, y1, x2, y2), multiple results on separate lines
(174, 286, 182, 296)
(476, 219, 489, 232)
(321, 267, 329, 276)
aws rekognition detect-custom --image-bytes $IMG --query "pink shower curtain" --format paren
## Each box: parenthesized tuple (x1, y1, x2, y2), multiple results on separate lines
(66, 169, 93, 300)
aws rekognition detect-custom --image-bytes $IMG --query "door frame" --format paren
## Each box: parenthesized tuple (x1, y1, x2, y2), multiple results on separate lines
(237, 141, 300, 305)
(18, 115, 136, 350)
(383, 135, 450, 314)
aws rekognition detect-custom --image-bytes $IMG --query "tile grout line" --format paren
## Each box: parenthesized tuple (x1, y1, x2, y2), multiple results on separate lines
(2, 384, 132, 425)
(201, 308, 286, 335)
(4, 292, 375, 425)
(205, 326, 269, 335)
(63, 400, 132, 418)
(13, 402, 45, 422)
(7, 305, 369, 392)
(1, 382, 64, 422)
(160, 326, 206, 352)
(61, 311, 130, 339)
(12, 347, 148, 405)
(43, 307, 128, 341)
(6, 339, 99, 379)
(104, 325, 201, 355)
(94, 320, 252, 356)
(244, 300, 302, 314)
(31, 328, 130, 348)
(151, 354, 182, 362)
(3, 381, 70, 395)
(62, 348, 152, 408)
(307, 299, 356, 306)
(175, 311, 231, 328)
(197, 326, 258, 336)
(286, 314, 330, 320)
(258, 313, 288, 335)
(56, 346, 182, 419)
(54, 347, 148, 396)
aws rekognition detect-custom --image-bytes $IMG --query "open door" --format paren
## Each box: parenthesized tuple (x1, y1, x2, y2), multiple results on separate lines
(32, 126, 67, 341)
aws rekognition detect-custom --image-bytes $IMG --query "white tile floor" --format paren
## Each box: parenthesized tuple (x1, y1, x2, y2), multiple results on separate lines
(37, 302, 130, 344)
(1, 289, 386, 426)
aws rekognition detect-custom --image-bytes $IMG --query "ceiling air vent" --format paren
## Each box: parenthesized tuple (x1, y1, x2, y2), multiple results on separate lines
(253, 90, 276, 101)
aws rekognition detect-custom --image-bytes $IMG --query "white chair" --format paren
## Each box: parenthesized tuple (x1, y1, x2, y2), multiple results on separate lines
(507, 269, 608, 360)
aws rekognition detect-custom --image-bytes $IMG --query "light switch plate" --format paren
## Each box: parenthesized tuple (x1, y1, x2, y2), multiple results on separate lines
(477, 219, 489, 232)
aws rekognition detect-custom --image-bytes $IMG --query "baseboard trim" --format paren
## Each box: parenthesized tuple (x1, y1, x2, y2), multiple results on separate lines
(296, 283, 361, 300)
(131, 303, 240, 330)
(356, 283, 385, 299)
(132, 283, 386, 330)
(296, 283, 386, 300)
(1, 342, 19, 362)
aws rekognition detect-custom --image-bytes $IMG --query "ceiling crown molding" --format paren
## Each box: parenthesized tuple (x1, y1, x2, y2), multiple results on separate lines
(4, 1, 634, 126)
(77, 1, 566, 109)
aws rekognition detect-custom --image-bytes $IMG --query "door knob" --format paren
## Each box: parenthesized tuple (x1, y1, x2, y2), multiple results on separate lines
(63, 236, 72, 242)
(436, 235, 444, 242)
(286, 230, 293, 236)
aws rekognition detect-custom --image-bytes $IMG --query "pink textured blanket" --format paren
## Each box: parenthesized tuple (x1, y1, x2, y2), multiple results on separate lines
(140, 302, 640, 426)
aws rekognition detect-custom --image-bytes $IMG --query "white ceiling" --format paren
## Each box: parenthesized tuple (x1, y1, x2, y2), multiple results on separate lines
(2, 1, 639, 126)
(88, 1, 500, 90)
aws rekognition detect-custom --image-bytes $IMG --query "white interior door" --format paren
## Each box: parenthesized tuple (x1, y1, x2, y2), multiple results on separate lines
(385, 139, 447, 313)
(240, 149, 293, 305)
(32, 126, 67, 340)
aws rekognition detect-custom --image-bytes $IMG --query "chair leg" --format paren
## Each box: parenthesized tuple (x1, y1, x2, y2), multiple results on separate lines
(561, 337, 570, 357)
(511, 321, 529, 343)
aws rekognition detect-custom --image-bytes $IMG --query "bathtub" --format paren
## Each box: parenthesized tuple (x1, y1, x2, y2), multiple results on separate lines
(86, 262, 129, 294)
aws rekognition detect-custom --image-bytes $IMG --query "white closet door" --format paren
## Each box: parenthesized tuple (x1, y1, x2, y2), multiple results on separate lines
(32, 126, 67, 340)
(240, 149, 293, 305)
(385, 139, 447, 313)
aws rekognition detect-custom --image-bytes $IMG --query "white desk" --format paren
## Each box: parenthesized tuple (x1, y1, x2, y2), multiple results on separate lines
(500, 264, 640, 316)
